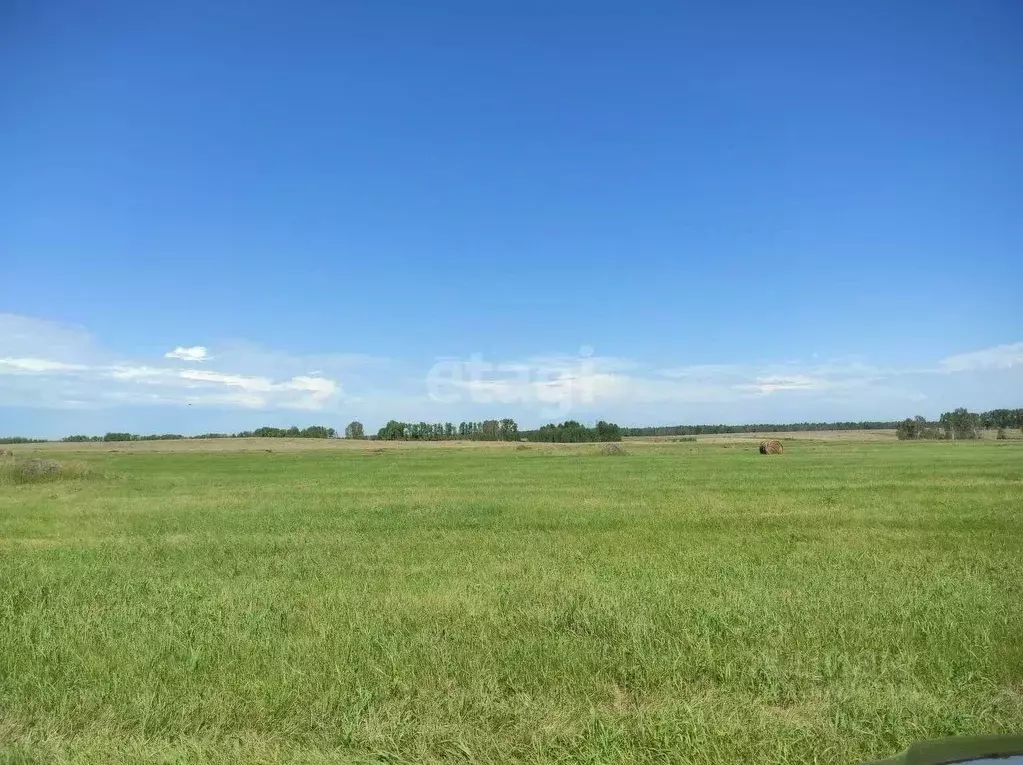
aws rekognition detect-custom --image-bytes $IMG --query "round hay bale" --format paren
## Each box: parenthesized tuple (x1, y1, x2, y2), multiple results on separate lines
(600, 443, 625, 456)
(759, 439, 783, 455)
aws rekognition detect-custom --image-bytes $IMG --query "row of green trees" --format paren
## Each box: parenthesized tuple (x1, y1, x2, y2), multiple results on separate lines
(373, 419, 521, 441)
(978, 408, 1023, 430)
(622, 421, 902, 437)
(523, 420, 622, 443)
(896, 408, 1023, 441)
(241, 425, 337, 439)
(63, 433, 185, 442)
(62, 425, 338, 442)
(368, 419, 624, 443)
(5, 409, 1018, 444)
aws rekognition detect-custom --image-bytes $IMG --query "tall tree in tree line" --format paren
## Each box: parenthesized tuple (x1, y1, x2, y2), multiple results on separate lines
(940, 408, 980, 441)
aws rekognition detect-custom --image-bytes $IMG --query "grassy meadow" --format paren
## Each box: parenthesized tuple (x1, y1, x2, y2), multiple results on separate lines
(1, 438, 1021, 764)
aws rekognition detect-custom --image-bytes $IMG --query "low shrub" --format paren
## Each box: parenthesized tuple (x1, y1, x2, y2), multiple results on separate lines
(0, 458, 92, 485)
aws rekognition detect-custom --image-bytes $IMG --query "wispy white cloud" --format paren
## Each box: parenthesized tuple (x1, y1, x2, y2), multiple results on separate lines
(657, 364, 740, 379)
(730, 363, 887, 396)
(179, 369, 273, 390)
(176, 369, 341, 409)
(165, 346, 211, 362)
(423, 344, 1020, 418)
(0, 314, 362, 412)
(940, 342, 1023, 373)
(736, 374, 821, 394)
(1, 313, 1020, 424)
(0, 357, 89, 374)
(426, 353, 864, 414)
(105, 364, 165, 381)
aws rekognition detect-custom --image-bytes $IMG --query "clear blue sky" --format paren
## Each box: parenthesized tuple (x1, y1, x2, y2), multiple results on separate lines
(2, 1, 1021, 436)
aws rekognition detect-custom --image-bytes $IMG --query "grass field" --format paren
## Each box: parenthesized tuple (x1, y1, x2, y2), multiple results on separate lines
(1, 439, 1021, 764)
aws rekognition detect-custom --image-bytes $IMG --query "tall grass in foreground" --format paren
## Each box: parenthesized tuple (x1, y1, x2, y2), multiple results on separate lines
(0, 457, 93, 485)
(0, 441, 1021, 764)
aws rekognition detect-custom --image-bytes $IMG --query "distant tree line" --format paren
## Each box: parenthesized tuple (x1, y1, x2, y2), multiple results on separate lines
(5, 409, 1019, 445)
(978, 408, 1023, 430)
(896, 408, 1023, 441)
(370, 419, 624, 443)
(60, 425, 338, 442)
(239, 425, 337, 439)
(62, 432, 190, 442)
(374, 419, 520, 441)
(522, 420, 622, 443)
(621, 421, 902, 437)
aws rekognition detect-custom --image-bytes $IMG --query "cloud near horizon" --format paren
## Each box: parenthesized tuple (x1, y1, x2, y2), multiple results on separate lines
(0, 313, 1020, 429)
(939, 342, 1023, 373)
(0, 314, 354, 412)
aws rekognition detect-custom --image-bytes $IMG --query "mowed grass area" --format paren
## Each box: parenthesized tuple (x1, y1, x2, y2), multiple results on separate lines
(1, 441, 1021, 764)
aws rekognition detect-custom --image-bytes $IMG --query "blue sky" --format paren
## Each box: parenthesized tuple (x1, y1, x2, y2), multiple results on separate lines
(2, 1, 1021, 437)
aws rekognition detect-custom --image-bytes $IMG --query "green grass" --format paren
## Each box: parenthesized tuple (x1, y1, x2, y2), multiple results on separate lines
(1, 441, 1021, 764)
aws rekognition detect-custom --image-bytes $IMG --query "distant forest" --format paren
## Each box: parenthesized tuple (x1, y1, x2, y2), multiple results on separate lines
(52, 425, 338, 443)
(372, 419, 622, 443)
(895, 408, 1023, 441)
(1, 408, 1019, 445)
(619, 421, 901, 436)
